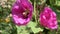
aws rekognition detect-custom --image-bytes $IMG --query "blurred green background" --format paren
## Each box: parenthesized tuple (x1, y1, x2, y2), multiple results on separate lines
(0, 0, 60, 34)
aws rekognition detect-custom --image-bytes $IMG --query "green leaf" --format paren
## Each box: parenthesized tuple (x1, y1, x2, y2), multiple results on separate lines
(16, 26, 30, 34)
(27, 21, 43, 33)
(31, 27, 43, 33)
(16, 26, 26, 34)
(27, 21, 37, 27)
(20, 30, 29, 34)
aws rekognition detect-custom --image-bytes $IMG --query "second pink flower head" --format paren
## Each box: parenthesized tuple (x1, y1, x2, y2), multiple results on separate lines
(40, 6, 58, 30)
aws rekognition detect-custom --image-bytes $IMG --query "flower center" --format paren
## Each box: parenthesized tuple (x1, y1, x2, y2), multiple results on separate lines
(22, 9, 29, 18)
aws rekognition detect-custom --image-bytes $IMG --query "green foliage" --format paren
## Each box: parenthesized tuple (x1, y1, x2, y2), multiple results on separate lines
(0, 22, 17, 34)
(16, 21, 43, 34)
(55, 0, 60, 6)
(16, 26, 29, 34)
(27, 21, 37, 27)
(31, 27, 43, 33)
(28, 21, 43, 33)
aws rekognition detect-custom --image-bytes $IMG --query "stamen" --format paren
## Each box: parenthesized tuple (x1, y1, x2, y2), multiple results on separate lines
(22, 9, 29, 18)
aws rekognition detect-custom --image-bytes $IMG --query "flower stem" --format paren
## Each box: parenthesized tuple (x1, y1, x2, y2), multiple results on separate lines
(34, 0, 37, 23)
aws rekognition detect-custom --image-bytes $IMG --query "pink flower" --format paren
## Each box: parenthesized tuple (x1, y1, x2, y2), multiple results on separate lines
(12, 0, 33, 26)
(40, 6, 58, 29)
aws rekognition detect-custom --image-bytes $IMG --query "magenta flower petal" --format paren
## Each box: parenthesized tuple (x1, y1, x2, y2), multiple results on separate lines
(40, 6, 58, 29)
(12, 0, 33, 26)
